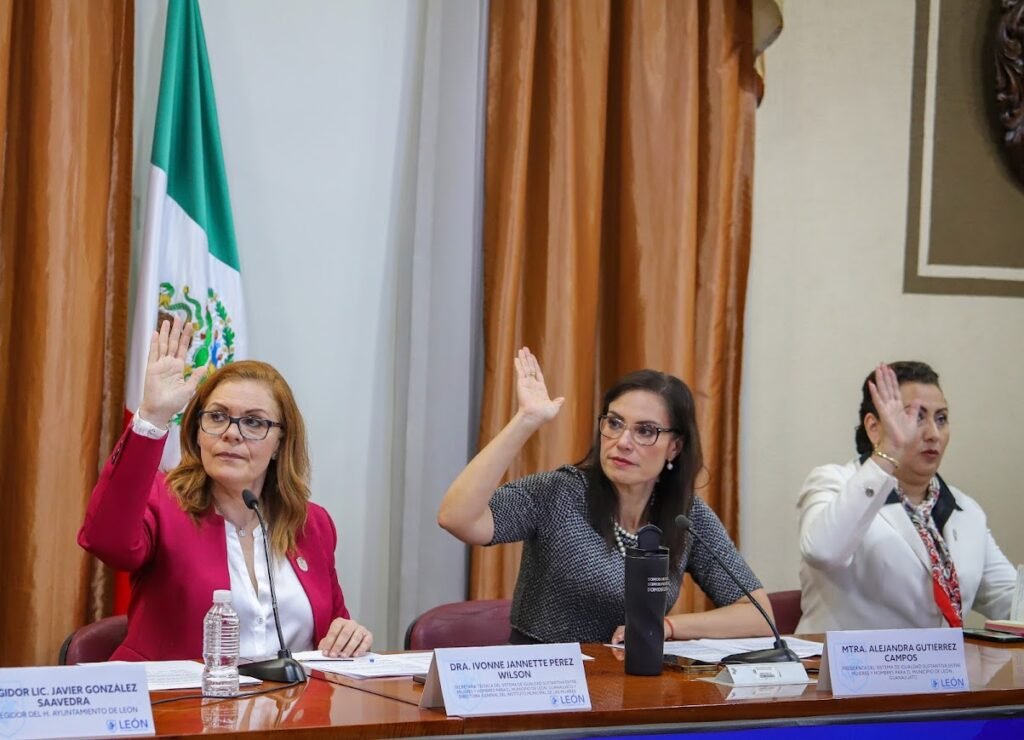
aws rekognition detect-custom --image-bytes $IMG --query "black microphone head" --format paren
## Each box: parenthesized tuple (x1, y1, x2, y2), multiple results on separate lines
(674, 513, 692, 531)
(242, 489, 259, 510)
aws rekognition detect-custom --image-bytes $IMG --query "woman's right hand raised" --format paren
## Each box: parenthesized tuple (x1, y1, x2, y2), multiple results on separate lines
(867, 362, 918, 462)
(138, 316, 205, 428)
(514, 347, 564, 427)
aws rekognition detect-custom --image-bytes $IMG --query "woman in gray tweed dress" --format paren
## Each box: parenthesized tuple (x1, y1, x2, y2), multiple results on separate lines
(438, 348, 774, 644)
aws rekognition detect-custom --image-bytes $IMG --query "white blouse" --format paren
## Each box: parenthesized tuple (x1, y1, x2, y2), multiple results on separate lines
(224, 523, 315, 660)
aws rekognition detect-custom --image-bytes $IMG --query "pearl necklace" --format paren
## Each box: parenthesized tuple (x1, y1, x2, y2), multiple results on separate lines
(613, 522, 639, 557)
(613, 492, 657, 556)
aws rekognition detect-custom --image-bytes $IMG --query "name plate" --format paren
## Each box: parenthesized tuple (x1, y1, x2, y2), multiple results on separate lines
(0, 663, 153, 739)
(710, 662, 810, 687)
(419, 643, 591, 717)
(818, 627, 968, 697)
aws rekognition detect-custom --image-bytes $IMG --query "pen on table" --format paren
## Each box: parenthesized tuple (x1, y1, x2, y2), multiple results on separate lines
(322, 656, 375, 662)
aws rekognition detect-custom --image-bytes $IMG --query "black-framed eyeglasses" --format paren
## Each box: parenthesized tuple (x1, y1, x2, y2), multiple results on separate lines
(198, 410, 284, 441)
(599, 414, 676, 447)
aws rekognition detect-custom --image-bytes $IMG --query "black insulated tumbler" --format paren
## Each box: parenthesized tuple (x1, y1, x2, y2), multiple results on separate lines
(624, 524, 669, 676)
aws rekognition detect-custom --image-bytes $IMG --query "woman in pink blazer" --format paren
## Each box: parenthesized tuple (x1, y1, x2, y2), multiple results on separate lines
(79, 317, 370, 661)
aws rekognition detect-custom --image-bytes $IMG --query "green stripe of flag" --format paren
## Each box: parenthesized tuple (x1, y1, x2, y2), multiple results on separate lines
(152, 0, 240, 271)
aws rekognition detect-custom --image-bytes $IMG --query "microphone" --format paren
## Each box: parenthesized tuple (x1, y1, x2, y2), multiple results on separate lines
(237, 489, 307, 684)
(675, 514, 798, 664)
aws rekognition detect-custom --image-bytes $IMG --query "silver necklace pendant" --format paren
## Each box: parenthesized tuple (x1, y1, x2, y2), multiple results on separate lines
(236, 520, 259, 537)
(239, 524, 260, 537)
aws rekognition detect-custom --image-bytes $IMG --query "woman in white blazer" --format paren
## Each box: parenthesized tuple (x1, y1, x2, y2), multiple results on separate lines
(797, 361, 1016, 632)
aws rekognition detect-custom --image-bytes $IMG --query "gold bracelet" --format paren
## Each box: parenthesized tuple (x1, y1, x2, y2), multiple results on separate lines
(872, 446, 899, 470)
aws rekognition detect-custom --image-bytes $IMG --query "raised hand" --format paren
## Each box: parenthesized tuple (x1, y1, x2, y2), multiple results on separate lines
(138, 316, 205, 428)
(867, 362, 919, 461)
(514, 347, 564, 427)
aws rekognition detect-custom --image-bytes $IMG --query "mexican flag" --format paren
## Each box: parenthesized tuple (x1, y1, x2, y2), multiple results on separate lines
(125, 0, 246, 473)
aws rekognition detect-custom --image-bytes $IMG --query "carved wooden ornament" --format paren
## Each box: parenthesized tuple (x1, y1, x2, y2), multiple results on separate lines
(996, 0, 1024, 187)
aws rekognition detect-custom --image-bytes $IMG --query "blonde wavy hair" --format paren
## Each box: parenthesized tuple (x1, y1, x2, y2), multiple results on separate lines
(165, 360, 311, 556)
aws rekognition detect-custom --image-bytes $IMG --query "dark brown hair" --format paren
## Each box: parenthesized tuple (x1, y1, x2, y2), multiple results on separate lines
(577, 370, 701, 570)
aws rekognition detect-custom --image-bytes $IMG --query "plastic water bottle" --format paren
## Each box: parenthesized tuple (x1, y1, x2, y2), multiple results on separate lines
(202, 589, 240, 697)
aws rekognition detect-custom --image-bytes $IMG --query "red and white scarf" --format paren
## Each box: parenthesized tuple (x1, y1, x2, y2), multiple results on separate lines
(898, 478, 962, 627)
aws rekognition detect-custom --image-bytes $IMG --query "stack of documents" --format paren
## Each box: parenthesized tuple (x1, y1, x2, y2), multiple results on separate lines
(984, 620, 1024, 636)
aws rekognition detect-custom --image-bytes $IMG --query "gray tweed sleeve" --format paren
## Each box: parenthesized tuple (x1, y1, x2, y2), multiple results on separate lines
(487, 468, 577, 545)
(685, 496, 763, 605)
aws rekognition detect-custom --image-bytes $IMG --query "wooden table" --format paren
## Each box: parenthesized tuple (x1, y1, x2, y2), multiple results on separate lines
(150, 677, 459, 738)
(150, 639, 1024, 737)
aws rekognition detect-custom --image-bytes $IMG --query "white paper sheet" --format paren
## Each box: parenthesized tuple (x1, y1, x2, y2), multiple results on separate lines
(137, 660, 261, 690)
(300, 651, 434, 679)
(660, 637, 822, 663)
(290, 649, 376, 662)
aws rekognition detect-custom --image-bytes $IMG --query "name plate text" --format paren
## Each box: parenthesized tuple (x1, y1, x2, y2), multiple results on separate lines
(0, 663, 153, 739)
(818, 627, 968, 697)
(419, 643, 590, 717)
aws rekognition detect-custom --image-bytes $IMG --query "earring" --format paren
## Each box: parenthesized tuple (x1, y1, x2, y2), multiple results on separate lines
(666, 460, 674, 471)
(272, 452, 278, 460)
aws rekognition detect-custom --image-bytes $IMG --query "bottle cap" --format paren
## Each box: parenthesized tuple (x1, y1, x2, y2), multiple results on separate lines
(626, 524, 668, 558)
(636, 524, 663, 551)
(213, 589, 232, 604)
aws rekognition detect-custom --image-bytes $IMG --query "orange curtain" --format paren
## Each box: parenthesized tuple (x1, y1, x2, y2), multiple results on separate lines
(472, 0, 756, 618)
(0, 0, 134, 667)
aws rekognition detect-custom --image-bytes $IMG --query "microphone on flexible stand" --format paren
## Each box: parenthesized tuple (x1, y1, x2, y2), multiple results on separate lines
(674, 514, 798, 664)
(237, 489, 307, 684)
